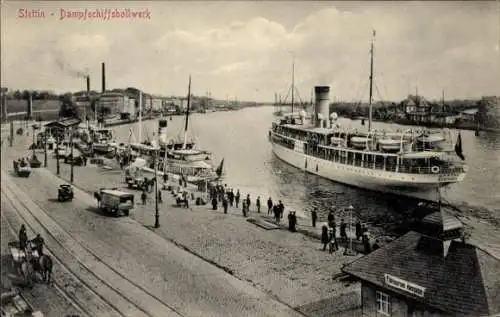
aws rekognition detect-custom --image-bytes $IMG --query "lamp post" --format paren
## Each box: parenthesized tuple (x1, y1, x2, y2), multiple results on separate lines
(70, 126, 74, 183)
(31, 125, 36, 158)
(44, 129, 48, 167)
(348, 205, 354, 252)
(9, 121, 13, 147)
(56, 133, 60, 175)
(154, 149, 160, 228)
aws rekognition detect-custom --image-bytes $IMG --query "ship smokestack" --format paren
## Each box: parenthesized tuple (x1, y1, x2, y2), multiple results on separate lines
(86, 76, 90, 93)
(314, 86, 330, 128)
(101, 62, 106, 92)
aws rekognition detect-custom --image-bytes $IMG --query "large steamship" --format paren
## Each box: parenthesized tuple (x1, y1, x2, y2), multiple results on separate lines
(268, 33, 468, 202)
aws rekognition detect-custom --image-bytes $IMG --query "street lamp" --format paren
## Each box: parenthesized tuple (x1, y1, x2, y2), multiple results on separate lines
(154, 149, 160, 228)
(56, 133, 60, 175)
(70, 126, 74, 183)
(44, 128, 48, 167)
(9, 121, 13, 147)
(31, 124, 36, 158)
(343, 205, 356, 256)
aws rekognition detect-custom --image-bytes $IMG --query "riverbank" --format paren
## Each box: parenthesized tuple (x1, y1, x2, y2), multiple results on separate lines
(370, 117, 500, 132)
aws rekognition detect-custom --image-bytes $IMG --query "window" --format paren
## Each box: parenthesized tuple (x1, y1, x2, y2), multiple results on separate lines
(376, 291, 391, 315)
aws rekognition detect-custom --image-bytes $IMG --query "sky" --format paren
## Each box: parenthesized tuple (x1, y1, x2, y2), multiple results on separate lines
(1, 1, 499, 102)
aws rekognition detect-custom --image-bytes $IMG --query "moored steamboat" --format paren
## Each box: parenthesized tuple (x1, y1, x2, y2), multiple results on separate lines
(268, 33, 468, 202)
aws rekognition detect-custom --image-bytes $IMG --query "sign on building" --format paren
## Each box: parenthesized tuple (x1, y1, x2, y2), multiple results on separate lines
(384, 274, 426, 297)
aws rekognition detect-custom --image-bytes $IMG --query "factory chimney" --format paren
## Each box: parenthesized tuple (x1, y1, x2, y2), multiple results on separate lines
(314, 86, 330, 128)
(101, 62, 106, 93)
(86, 76, 90, 94)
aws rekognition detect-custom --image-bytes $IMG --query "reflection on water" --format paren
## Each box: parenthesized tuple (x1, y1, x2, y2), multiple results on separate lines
(111, 106, 500, 234)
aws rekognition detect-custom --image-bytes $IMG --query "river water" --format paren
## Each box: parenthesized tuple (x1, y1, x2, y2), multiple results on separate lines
(110, 106, 500, 234)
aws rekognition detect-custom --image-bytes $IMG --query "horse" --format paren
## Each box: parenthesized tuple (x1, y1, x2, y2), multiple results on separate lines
(38, 254, 53, 284)
(19, 259, 34, 287)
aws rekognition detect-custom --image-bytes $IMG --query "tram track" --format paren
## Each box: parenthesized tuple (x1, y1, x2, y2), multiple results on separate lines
(2, 173, 183, 317)
(1, 190, 132, 317)
(1, 208, 94, 317)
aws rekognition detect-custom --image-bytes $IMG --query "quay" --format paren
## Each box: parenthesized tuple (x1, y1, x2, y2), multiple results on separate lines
(4, 124, 500, 317)
(1, 132, 363, 316)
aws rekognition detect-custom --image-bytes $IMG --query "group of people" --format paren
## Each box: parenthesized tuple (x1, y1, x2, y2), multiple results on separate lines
(267, 198, 285, 223)
(18, 224, 45, 257)
(208, 184, 270, 218)
(318, 209, 379, 254)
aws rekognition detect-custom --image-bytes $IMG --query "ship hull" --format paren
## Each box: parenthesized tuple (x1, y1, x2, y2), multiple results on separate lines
(270, 141, 464, 202)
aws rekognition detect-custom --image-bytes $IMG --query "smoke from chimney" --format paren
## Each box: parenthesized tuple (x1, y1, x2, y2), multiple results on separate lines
(101, 62, 106, 93)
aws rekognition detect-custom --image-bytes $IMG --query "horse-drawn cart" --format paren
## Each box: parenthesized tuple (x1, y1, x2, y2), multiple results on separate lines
(8, 240, 52, 286)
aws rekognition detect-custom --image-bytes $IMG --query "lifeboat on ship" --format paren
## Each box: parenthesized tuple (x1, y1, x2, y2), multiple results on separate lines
(350, 136, 371, 149)
(330, 137, 345, 146)
(377, 139, 408, 152)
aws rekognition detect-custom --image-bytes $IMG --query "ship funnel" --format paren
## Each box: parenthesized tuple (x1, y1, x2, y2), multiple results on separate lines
(314, 86, 330, 128)
(101, 62, 106, 92)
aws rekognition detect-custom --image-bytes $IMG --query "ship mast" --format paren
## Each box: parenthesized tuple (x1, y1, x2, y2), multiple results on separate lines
(368, 30, 375, 132)
(291, 56, 295, 113)
(182, 75, 191, 149)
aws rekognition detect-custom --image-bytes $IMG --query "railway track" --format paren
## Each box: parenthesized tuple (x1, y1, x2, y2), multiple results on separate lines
(1, 175, 183, 317)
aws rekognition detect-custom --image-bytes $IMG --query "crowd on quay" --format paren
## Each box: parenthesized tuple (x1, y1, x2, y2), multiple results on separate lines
(205, 184, 380, 254)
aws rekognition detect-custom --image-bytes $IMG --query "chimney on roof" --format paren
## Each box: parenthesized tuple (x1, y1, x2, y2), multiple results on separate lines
(101, 62, 106, 93)
(417, 209, 464, 258)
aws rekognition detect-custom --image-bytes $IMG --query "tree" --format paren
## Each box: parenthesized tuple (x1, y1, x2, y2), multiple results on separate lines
(21, 90, 30, 100)
(13, 90, 21, 100)
(59, 95, 79, 118)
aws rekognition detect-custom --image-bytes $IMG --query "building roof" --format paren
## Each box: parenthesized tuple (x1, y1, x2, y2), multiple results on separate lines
(342, 230, 500, 316)
(44, 118, 81, 128)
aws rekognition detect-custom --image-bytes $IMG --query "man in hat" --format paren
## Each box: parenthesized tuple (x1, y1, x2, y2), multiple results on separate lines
(19, 224, 28, 251)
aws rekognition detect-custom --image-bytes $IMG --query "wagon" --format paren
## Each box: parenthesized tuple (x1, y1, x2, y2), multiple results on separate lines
(8, 241, 39, 270)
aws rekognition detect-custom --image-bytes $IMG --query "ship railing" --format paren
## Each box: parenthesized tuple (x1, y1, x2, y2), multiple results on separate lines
(364, 163, 465, 175)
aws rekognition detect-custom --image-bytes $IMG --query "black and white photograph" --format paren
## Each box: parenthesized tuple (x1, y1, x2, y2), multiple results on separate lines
(1, 1, 499, 316)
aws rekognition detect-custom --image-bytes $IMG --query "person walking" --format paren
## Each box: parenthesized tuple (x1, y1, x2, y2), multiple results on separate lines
(311, 209, 318, 227)
(229, 189, 234, 207)
(212, 196, 218, 210)
(340, 219, 347, 242)
(273, 205, 280, 223)
(290, 212, 297, 232)
(321, 225, 329, 251)
(278, 200, 284, 219)
(329, 226, 338, 253)
(327, 211, 335, 229)
(19, 224, 28, 251)
(242, 200, 247, 217)
(267, 197, 273, 215)
(141, 190, 147, 205)
(246, 194, 251, 211)
(355, 220, 362, 240)
(222, 196, 228, 214)
(256, 196, 261, 213)
(235, 190, 241, 208)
